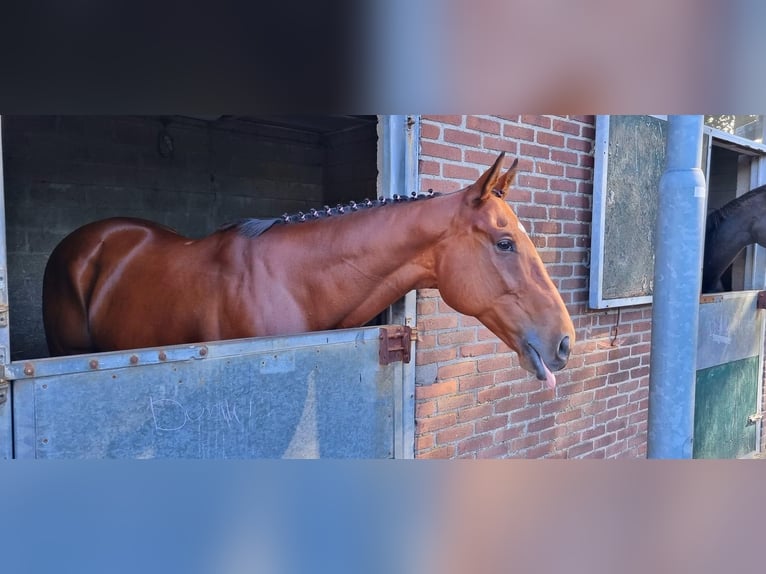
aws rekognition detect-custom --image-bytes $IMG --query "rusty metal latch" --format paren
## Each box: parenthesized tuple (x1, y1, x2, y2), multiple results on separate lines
(747, 412, 763, 425)
(379, 325, 413, 365)
(757, 291, 766, 310)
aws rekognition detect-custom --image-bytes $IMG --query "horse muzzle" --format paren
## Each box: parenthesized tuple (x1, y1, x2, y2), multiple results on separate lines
(521, 334, 572, 389)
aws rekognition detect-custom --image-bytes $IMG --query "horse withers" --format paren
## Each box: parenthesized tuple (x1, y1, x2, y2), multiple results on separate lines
(42, 152, 575, 387)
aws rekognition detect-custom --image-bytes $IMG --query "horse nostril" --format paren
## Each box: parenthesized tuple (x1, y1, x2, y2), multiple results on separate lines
(557, 336, 571, 361)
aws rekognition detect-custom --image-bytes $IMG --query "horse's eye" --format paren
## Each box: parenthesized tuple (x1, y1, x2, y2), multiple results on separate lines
(496, 238, 515, 252)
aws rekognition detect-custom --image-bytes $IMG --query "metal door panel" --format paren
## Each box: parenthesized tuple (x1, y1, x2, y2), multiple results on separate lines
(695, 291, 764, 458)
(694, 356, 759, 458)
(9, 327, 400, 459)
(697, 292, 764, 370)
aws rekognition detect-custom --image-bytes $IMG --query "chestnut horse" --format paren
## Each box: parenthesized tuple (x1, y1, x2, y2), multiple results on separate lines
(702, 183, 766, 292)
(43, 152, 575, 387)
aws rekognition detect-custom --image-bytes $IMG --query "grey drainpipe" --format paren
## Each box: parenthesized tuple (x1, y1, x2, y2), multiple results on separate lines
(647, 115, 706, 458)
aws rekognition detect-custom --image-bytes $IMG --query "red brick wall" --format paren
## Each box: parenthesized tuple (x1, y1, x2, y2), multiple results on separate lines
(414, 115, 651, 458)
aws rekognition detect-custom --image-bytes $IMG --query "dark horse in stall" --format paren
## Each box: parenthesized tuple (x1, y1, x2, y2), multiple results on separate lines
(42, 153, 575, 388)
(702, 183, 766, 293)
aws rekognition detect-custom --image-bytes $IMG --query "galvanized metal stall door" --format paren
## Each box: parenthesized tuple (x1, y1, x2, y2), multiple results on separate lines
(695, 291, 764, 458)
(7, 327, 410, 459)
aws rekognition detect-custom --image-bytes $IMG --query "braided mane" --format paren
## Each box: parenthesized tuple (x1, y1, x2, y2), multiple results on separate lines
(220, 190, 442, 238)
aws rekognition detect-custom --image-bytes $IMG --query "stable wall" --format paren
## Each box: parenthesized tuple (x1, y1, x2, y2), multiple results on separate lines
(323, 124, 378, 206)
(414, 115, 652, 458)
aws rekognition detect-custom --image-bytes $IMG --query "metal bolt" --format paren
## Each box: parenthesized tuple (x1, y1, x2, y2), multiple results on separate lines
(23, 363, 35, 376)
(199, 346, 208, 357)
(41, 438, 48, 444)
(130, 354, 139, 365)
(158, 351, 167, 361)
(89, 359, 99, 370)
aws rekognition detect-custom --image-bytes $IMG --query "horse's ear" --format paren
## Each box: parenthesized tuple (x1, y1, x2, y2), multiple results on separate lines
(472, 152, 511, 206)
(493, 158, 519, 199)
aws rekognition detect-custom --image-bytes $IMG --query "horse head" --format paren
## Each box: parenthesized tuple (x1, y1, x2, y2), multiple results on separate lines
(434, 152, 575, 387)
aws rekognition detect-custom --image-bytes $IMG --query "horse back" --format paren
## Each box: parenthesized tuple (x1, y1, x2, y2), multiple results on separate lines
(42, 218, 200, 355)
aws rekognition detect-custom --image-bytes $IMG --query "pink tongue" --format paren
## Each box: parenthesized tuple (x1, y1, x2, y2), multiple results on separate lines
(543, 362, 556, 389)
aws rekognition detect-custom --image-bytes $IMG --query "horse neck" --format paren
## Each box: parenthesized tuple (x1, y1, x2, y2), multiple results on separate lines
(703, 198, 759, 288)
(256, 193, 459, 328)
(310, 195, 457, 286)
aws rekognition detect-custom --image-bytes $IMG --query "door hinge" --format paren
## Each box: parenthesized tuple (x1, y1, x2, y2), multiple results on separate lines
(379, 326, 413, 365)
(757, 291, 766, 310)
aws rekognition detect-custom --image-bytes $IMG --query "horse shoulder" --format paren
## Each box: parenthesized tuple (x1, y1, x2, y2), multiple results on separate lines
(210, 229, 314, 337)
